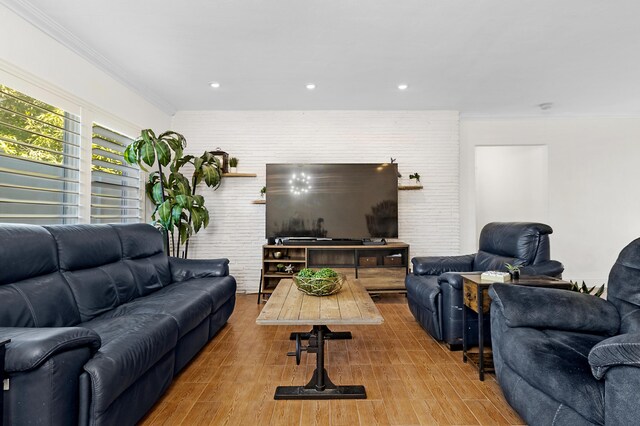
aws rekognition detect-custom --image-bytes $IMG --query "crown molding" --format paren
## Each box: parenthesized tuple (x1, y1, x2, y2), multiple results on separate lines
(1, 0, 176, 115)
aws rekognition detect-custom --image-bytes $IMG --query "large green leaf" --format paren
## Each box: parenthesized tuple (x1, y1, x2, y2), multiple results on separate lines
(193, 194, 205, 206)
(202, 208, 210, 228)
(202, 164, 221, 187)
(157, 200, 172, 228)
(171, 205, 183, 224)
(194, 157, 204, 172)
(152, 182, 164, 204)
(174, 155, 194, 171)
(179, 222, 191, 244)
(123, 144, 135, 165)
(175, 194, 192, 208)
(155, 140, 171, 167)
(140, 140, 156, 167)
(191, 208, 204, 232)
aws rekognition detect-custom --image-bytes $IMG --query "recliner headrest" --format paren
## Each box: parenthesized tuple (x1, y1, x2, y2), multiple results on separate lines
(478, 222, 553, 263)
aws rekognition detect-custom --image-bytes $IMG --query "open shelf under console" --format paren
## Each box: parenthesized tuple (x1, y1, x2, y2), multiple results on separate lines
(259, 242, 410, 303)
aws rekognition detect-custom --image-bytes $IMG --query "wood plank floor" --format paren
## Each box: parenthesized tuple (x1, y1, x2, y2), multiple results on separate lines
(140, 294, 524, 426)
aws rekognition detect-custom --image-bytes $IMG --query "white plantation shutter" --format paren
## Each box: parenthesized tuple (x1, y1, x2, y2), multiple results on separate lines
(91, 124, 141, 223)
(0, 85, 81, 224)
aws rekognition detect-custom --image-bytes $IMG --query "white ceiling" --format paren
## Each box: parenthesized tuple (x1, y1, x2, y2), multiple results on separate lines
(6, 0, 640, 116)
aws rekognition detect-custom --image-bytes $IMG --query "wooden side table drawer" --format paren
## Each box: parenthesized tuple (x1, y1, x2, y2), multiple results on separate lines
(463, 282, 490, 314)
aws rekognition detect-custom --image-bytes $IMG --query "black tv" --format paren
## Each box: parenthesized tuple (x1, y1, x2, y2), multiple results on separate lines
(266, 163, 398, 240)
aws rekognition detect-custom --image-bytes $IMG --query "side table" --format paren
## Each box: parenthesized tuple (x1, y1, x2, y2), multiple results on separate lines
(460, 274, 572, 381)
(1, 339, 10, 426)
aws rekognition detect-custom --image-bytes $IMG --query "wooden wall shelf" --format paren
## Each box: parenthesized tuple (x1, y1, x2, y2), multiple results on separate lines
(398, 185, 423, 190)
(223, 172, 257, 177)
(252, 199, 266, 204)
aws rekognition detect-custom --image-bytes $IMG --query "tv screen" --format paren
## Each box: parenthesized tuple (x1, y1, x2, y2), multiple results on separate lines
(266, 163, 398, 239)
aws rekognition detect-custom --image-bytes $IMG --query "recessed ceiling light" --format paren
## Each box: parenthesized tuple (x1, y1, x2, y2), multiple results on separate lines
(398, 84, 409, 90)
(209, 82, 220, 88)
(306, 83, 316, 90)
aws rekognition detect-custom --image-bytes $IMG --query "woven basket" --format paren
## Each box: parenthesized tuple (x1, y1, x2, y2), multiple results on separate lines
(293, 274, 345, 296)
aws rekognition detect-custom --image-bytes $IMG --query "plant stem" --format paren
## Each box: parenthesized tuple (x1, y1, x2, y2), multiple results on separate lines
(157, 163, 171, 253)
(183, 175, 198, 259)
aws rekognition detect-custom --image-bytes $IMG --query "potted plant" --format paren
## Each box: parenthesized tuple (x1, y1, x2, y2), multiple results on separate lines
(276, 263, 285, 273)
(570, 280, 606, 297)
(409, 173, 421, 184)
(504, 263, 521, 280)
(260, 186, 266, 198)
(123, 129, 223, 258)
(229, 157, 239, 173)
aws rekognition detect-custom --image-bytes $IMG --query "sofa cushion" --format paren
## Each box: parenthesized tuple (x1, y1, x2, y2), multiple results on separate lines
(96, 284, 213, 338)
(499, 326, 607, 425)
(81, 314, 179, 414)
(0, 224, 58, 285)
(62, 261, 139, 323)
(0, 272, 80, 327)
(111, 224, 171, 286)
(176, 276, 237, 312)
(45, 224, 122, 271)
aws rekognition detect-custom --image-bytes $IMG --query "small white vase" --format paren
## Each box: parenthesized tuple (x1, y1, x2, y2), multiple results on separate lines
(229, 167, 237, 173)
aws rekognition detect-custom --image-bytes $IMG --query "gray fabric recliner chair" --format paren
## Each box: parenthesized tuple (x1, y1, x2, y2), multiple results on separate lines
(490, 236, 640, 425)
(405, 222, 564, 347)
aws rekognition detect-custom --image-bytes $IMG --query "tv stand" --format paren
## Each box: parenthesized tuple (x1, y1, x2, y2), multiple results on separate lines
(259, 242, 409, 303)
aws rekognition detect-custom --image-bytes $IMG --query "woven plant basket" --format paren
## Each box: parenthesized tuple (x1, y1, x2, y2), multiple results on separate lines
(293, 274, 345, 296)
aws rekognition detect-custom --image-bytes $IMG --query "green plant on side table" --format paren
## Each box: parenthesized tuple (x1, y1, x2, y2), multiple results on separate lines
(504, 263, 521, 280)
(123, 129, 223, 258)
(570, 280, 606, 297)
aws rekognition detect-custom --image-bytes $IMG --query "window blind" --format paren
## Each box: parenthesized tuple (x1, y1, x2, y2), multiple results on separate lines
(0, 85, 81, 224)
(91, 124, 141, 223)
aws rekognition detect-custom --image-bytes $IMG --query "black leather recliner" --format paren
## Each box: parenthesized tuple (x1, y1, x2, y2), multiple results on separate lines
(490, 237, 640, 425)
(405, 222, 564, 347)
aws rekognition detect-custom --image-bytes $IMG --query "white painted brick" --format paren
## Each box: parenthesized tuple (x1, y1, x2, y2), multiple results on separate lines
(171, 111, 460, 292)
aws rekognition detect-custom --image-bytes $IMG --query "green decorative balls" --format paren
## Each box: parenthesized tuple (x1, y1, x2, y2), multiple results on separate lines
(294, 268, 344, 296)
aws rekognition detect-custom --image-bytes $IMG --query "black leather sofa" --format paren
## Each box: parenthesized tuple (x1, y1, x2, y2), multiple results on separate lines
(0, 223, 236, 426)
(405, 222, 564, 347)
(490, 237, 640, 425)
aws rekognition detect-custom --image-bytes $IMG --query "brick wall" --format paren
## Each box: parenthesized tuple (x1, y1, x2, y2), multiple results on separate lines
(171, 111, 460, 292)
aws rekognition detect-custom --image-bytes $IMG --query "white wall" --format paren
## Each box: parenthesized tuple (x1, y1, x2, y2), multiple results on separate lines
(475, 145, 548, 236)
(0, 4, 170, 132)
(172, 111, 460, 292)
(461, 118, 640, 285)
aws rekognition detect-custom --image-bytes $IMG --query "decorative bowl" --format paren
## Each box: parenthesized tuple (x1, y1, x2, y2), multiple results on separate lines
(293, 274, 345, 296)
(273, 251, 283, 259)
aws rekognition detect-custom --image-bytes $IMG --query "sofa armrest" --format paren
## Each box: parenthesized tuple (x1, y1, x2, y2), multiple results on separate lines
(412, 254, 475, 276)
(0, 327, 100, 373)
(489, 284, 620, 336)
(589, 333, 640, 379)
(520, 260, 564, 278)
(169, 257, 230, 282)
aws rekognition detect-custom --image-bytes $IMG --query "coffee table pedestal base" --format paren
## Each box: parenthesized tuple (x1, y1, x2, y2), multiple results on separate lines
(277, 325, 367, 400)
(275, 385, 366, 400)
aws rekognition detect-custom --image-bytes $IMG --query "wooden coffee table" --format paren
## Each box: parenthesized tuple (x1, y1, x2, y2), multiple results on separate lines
(256, 278, 383, 399)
